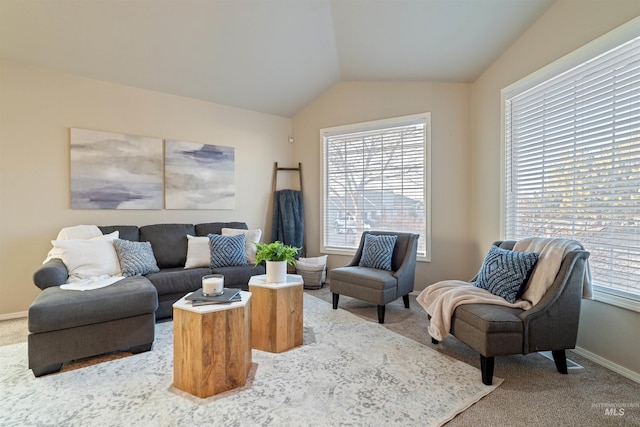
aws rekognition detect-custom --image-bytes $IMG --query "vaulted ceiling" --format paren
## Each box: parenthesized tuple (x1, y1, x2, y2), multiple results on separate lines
(0, 0, 556, 117)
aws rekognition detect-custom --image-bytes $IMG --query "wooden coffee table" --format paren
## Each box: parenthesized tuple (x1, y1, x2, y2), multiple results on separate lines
(172, 291, 252, 398)
(248, 274, 303, 353)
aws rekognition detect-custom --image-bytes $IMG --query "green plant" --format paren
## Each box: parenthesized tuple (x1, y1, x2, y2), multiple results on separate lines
(254, 241, 300, 266)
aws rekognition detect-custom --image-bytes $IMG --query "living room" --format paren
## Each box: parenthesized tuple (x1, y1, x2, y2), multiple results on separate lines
(1, 0, 639, 425)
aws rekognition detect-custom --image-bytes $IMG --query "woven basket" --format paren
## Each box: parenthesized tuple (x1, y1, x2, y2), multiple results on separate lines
(297, 264, 326, 290)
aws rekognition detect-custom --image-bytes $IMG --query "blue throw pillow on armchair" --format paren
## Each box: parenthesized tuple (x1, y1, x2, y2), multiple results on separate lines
(474, 245, 539, 303)
(359, 234, 397, 271)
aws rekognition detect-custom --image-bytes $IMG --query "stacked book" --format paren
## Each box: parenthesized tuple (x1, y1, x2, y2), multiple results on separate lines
(186, 288, 242, 307)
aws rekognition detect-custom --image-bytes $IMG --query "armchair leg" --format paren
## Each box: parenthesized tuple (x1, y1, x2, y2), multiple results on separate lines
(480, 355, 494, 385)
(552, 350, 568, 374)
(402, 294, 410, 309)
(377, 305, 385, 324)
(332, 293, 339, 309)
(431, 337, 439, 345)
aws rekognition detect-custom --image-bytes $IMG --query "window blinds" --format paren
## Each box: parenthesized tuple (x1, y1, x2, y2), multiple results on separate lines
(505, 35, 640, 299)
(321, 116, 428, 258)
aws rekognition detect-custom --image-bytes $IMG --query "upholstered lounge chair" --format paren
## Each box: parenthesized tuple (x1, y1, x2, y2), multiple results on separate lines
(330, 231, 419, 324)
(423, 239, 590, 385)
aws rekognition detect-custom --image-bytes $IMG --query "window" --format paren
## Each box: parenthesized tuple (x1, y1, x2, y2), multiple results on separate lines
(503, 19, 640, 310)
(321, 113, 431, 261)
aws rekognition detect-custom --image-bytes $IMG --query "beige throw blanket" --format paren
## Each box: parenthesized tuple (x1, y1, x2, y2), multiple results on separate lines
(418, 238, 593, 341)
(416, 281, 530, 341)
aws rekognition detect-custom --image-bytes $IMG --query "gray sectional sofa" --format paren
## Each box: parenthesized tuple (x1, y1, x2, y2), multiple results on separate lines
(29, 222, 265, 376)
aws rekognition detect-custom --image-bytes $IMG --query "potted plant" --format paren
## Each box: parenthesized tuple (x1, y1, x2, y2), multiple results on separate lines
(254, 241, 300, 283)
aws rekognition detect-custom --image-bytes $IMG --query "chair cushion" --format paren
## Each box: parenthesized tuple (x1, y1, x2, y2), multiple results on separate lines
(359, 234, 397, 271)
(330, 266, 396, 290)
(473, 245, 539, 303)
(453, 303, 524, 334)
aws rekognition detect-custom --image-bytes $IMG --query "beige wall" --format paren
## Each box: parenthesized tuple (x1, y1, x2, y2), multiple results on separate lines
(471, 1, 640, 375)
(292, 81, 473, 290)
(0, 61, 292, 316)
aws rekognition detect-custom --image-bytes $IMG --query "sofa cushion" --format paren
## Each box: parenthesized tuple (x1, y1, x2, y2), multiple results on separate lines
(211, 264, 266, 288)
(474, 245, 539, 303)
(195, 222, 248, 236)
(28, 276, 158, 333)
(359, 234, 397, 271)
(139, 224, 195, 268)
(208, 233, 248, 268)
(144, 267, 211, 296)
(113, 239, 160, 277)
(99, 225, 140, 242)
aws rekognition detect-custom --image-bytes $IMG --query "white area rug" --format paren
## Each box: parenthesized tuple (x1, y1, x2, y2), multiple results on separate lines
(0, 294, 500, 426)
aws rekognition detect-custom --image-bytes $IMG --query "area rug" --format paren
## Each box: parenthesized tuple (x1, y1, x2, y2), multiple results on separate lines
(0, 294, 500, 426)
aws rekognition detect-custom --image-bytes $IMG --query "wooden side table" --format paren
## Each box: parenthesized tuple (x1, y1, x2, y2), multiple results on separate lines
(172, 291, 252, 398)
(249, 274, 304, 353)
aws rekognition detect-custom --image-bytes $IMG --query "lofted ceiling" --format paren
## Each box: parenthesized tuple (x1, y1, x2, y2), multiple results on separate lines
(0, 0, 556, 117)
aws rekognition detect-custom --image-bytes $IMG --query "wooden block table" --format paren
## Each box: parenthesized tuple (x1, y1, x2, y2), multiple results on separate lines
(172, 291, 251, 398)
(249, 274, 304, 353)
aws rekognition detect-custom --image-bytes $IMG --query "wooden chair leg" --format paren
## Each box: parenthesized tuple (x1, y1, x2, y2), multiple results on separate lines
(402, 294, 410, 308)
(480, 355, 494, 385)
(552, 350, 568, 374)
(332, 293, 339, 309)
(377, 305, 385, 324)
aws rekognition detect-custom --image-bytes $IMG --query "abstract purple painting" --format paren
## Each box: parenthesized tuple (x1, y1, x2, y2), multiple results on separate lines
(70, 128, 163, 209)
(164, 140, 235, 209)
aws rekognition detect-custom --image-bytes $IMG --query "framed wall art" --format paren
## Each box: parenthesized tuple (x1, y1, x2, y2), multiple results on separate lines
(164, 140, 235, 209)
(70, 128, 163, 209)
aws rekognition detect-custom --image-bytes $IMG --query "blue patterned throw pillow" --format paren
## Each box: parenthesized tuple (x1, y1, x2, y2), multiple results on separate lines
(208, 233, 247, 268)
(113, 239, 160, 277)
(474, 245, 539, 303)
(359, 234, 397, 271)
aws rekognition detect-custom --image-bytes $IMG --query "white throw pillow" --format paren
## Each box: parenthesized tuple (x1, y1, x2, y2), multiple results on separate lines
(184, 235, 210, 269)
(52, 238, 121, 282)
(221, 228, 262, 264)
(44, 231, 119, 264)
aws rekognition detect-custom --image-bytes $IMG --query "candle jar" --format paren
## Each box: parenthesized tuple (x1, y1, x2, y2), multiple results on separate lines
(202, 274, 224, 296)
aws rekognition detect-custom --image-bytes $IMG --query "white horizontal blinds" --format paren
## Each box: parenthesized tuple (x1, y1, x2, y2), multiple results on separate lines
(323, 119, 427, 256)
(505, 36, 640, 299)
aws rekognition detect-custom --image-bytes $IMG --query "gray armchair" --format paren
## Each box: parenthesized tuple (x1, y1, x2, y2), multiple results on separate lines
(330, 231, 419, 324)
(431, 240, 590, 385)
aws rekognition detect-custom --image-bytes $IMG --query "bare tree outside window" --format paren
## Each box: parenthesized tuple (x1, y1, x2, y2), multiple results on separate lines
(321, 114, 430, 260)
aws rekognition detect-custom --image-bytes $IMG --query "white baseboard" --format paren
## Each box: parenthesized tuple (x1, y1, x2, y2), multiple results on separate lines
(573, 346, 640, 384)
(0, 311, 27, 321)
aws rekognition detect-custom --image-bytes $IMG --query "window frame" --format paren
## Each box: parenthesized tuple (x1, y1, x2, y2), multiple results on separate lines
(500, 16, 640, 312)
(320, 113, 432, 262)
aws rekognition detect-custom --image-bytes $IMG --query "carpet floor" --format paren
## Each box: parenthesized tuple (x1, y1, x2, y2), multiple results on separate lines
(0, 293, 498, 427)
(3, 288, 639, 426)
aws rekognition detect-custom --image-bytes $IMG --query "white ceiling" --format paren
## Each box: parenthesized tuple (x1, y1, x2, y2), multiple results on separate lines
(0, 0, 556, 117)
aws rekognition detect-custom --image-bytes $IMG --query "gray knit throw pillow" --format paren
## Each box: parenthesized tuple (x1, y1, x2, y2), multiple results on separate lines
(113, 239, 160, 277)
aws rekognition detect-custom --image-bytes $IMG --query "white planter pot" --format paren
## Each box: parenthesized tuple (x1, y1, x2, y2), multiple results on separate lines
(266, 261, 287, 283)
